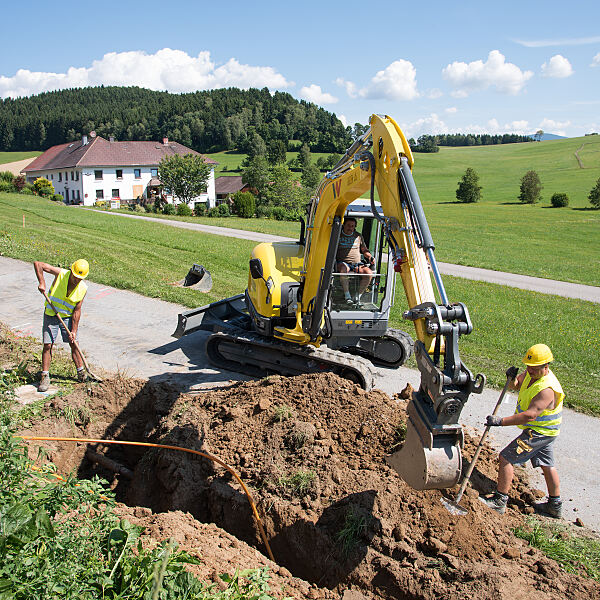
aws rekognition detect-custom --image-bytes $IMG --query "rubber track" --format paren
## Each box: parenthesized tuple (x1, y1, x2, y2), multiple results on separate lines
(206, 328, 376, 391)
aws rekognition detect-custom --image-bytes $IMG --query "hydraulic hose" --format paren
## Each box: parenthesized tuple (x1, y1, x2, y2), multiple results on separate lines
(19, 435, 275, 562)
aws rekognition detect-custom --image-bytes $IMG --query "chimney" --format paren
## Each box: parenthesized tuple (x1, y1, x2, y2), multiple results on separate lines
(82, 135, 88, 146)
(163, 137, 169, 146)
(109, 136, 115, 142)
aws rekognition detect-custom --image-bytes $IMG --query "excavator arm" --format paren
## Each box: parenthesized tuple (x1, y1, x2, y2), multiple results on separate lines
(281, 114, 486, 489)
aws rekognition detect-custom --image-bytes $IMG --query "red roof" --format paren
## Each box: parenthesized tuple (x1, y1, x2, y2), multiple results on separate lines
(24, 137, 217, 172)
(215, 176, 248, 195)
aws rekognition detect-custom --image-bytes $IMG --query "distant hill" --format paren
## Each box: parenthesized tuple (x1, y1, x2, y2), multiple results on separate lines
(0, 86, 351, 154)
(529, 132, 567, 141)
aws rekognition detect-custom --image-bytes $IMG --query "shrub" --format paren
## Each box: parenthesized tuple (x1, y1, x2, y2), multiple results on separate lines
(550, 193, 569, 207)
(217, 202, 230, 217)
(0, 181, 16, 193)
(271, 206, 287, 221)
(132, 204, 145, 213)
(255, 204, 273, 219)
(20, 185, 35, 195)
(153, 198, 166, 213)
(519, 170, 542, 204)
(50, 193, 64, 202)
(588, 177, 600, 209)
(194, 202, 207, 217)
(13, 175, 26, 192)
(455, 168, 482, 203)
(162, 203, 175, 215)
(144, 203, 155, 213)
(0, 170, 14, 182)
(232, 191, 256, 218)
(208, 206, 220, 217)
(176, 202, 193, 216)
(33, 177, 55, 197)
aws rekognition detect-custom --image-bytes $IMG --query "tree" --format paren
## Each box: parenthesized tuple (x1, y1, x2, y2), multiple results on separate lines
(263, 164, 306, 217)
(550, 193, 569, 208)
(301, 163, 322, 190)
(455, 168, 482, 203)
(242, 155, 270, 201)
(519, 170, 543, 204)
(297, 143, 312, 170)
(589, 177, 600, 209)
(232, 191, 256, 218)
(158, 153, 211, 205)
(267, 139, 286, 165)
(534, 130, 544, 142)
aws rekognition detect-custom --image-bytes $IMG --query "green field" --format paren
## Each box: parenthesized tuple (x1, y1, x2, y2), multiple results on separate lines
(1, 193, 598, 416)
(0, 151, 41, 165)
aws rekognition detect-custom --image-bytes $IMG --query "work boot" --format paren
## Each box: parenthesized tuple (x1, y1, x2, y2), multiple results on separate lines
(479, 492, 507, 514)
(38, 372, 50, 392)
(535, 498, 562, 519)
(77, 369, 87, 383)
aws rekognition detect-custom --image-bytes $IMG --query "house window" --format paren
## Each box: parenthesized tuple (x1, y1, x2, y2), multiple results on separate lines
(65, 190, 69, 201)
(95, 170, 103, 180)
(96, 190, 104, 200)
(151, 168, 158, 177)
(76, 191, 80, 200)
(75, 171, 79, 181)
(134, 168, 141, 179)
(71, 171, 74, 180)
(58, 173, 62, 182)
(116, 169, 123, 179)
(112, 189, 120, 198)
(50, 174, 53, 180)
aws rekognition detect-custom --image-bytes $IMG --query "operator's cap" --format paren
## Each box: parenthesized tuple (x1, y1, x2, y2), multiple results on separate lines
(523, 343, 553, 366)
(70, 259, 89, 280)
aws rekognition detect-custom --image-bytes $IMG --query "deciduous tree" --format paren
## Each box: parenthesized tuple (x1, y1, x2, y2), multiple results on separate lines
(589, 177, 600, 209)
(519, 170, 543, 204)
(455, 168, 482, 203)
(158, 154, 211, 206)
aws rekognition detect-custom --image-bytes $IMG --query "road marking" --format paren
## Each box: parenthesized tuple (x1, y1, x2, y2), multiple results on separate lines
(90, 288, 116, 300)
(11, 323, 31, 329)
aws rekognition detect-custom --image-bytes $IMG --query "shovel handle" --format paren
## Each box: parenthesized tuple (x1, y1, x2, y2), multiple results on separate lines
(454, 374, 513, 504)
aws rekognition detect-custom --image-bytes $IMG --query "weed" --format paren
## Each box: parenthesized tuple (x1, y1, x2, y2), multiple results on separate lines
(336, 506, 368, 558)
(272, 404, 294, 423)
(388, 423, 407, 451)
(277, 470, 315, 497)
(285, 428, 308, 450)
(514, 517, 600, 580)
(60, 404, 91, 428)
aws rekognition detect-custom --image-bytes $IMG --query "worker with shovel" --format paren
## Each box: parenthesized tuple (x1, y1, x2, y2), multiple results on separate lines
(34, 259, 89, 391)
(481, 344, 564, 517)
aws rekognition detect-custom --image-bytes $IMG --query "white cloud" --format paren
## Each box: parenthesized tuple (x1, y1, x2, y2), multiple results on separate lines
(592, 53, 600, 67)
(336, 60, 419, 101)
(427, 88, 443, 99)
(541, 55, 573, 78)
(0, 48, 293, 98)
(402, 113, 448, 138)
(334, 77, 358, 98)
(538, 118, 571, 136)
(337, 114, 348, 128)
(442, 50, 533, 96)
(515, 36, 600, 48)
(445, 106, 458, 114)
(298, 84, 338, 104)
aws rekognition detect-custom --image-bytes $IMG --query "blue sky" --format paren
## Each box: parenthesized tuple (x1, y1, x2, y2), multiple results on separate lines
(1, 0, 599, 138)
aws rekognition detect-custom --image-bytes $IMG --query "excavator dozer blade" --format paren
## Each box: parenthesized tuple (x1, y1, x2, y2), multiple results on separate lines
(386, 397, 463, 490)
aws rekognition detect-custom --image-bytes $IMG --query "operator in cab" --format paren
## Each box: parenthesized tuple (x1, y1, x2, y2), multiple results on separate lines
(335, 217, 374, 306)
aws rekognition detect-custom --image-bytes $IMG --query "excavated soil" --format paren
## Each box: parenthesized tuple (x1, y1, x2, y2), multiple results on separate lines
(15, 370, 600, 600)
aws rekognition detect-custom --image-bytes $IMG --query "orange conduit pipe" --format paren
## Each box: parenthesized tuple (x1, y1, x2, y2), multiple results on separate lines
(19, 436, 275, 562)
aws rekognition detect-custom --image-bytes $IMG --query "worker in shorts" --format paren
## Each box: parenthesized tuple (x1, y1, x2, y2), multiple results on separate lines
(34, 259, 89, 391)
(481, 344, 564, 517)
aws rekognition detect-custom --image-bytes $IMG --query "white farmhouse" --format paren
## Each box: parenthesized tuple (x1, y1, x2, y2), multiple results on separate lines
(23, 133, 218, 207)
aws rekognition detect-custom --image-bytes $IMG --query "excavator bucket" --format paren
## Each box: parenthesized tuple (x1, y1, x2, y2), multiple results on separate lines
(173, 264, 213, 292)
(386, 397, 463, 490)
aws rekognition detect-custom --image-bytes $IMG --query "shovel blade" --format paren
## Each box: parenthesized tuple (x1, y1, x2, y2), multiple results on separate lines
(440, 496, 468, 516)
(174, 264, 213, 292)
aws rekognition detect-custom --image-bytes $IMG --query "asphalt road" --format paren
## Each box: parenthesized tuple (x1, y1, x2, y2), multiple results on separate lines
(1, 255, 598, 530)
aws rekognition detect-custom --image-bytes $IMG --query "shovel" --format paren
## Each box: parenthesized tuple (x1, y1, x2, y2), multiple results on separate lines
(441, 373, 513, 516)
(42, 292, 103, 383)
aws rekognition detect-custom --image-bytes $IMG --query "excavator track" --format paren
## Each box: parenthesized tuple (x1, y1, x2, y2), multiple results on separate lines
(206, 328, 376, 391)
(344, 328, 414, 369)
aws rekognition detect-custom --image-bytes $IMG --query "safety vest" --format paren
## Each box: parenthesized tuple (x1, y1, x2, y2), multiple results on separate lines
(515, 370, 564, 436)
(44, 269, 87, 318)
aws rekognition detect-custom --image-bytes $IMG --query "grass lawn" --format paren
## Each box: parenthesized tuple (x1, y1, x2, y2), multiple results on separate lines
(1, 193, 599, 416)
(0, 151, 41, 165)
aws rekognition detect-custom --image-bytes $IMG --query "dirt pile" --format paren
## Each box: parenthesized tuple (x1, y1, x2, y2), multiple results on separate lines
(19, 373, 600, 599)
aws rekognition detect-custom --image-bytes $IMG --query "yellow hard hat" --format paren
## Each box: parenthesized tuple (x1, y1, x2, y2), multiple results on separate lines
(70, 259, 89, 279)
(523, 343, 553, 366)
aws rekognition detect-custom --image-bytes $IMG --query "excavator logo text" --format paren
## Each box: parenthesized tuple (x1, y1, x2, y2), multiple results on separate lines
(332, 179, 342, 199)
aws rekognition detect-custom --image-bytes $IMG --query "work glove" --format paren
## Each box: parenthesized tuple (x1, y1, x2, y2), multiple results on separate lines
(486, 415, 503, 427)
(506, 366, 519, 380)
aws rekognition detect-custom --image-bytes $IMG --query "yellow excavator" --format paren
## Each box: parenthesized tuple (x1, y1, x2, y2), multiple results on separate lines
(173, 114, 485, 491)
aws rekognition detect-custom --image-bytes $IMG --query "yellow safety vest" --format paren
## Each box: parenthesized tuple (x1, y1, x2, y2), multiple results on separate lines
(515, 370, 564, 436)
(44, 269, 87, 318)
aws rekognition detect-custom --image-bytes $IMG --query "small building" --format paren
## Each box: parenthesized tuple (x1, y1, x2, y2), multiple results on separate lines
(23, 134, 218, 207)
(215, 175, 252, 204)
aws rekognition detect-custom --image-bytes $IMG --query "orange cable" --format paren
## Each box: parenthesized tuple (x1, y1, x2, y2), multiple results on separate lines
(19, 435, 274, 561)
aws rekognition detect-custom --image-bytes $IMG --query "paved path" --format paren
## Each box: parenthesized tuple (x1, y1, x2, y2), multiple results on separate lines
(90, 209, 600, 303)
(1, 255, 598, 530)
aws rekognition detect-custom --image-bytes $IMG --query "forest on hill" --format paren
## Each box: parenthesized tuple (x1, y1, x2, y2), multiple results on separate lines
(0, 86, 351, 154)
